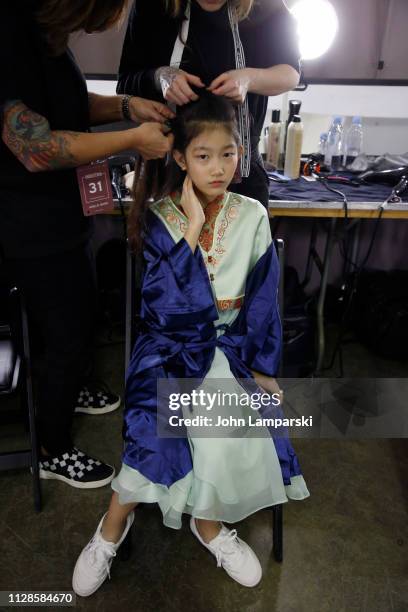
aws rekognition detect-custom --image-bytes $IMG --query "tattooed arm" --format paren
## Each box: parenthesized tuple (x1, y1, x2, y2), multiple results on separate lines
(1, 100, 173, 172)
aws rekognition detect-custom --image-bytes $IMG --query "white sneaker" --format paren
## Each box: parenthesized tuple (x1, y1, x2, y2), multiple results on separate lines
(190, 517, 262, 587)
(72, 511, 134, 597)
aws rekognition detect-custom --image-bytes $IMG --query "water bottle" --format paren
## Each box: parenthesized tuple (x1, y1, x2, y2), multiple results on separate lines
(319, 132, 328, 156)
(324, 116, 344, 171)
(344, 116, 363, 168)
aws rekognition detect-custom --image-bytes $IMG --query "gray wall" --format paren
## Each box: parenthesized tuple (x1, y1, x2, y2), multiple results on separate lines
(70, 0, 408, 81)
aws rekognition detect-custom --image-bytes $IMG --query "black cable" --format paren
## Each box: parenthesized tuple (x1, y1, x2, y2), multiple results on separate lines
(111, 168, 128, 243)
(323, 206, 384, 375)
(318, 177, 349, 219)
(311, 175, 387, 374)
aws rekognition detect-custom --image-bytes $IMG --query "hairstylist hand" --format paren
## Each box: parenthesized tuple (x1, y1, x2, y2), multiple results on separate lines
(180, 176, 205, 226)
(208, 69, 251, 104)
(128, 96, 175, 123)
(131, 122, 174, 160)
(155, 66, 205, 105)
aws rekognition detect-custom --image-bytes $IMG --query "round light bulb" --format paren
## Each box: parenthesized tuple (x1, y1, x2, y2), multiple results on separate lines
(291, 0, 339, 60)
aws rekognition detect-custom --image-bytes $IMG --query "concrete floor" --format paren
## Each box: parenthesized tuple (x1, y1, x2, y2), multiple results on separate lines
(0, 328, 407, 612)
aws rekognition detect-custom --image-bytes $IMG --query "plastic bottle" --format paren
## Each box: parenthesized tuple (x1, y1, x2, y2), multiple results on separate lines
(267, 110, 283, 168)
(319, 132, 328, 157)
(324, 116, 344, 171)
(284, 115, 303, 179)
(343, 116, 363, 168)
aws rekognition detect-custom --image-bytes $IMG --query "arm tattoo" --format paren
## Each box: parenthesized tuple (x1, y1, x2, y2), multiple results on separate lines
(1, 100, 81, 171)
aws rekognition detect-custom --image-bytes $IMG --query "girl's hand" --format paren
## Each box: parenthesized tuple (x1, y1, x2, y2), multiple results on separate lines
(180, 176, 205, 227)
(208, 69, 252, 104)
(128, 96, 175, 123)
(131, 123, 174, 160)
(155, 67, 205, 105)
(251, 370, 284, 405)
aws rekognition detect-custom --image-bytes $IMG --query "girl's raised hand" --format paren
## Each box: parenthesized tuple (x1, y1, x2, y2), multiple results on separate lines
(180, 176, 205, 226)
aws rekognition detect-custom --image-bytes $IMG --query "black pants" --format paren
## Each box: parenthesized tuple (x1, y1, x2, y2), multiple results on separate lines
(1, 243, 96, 455)
(230, 157, 269, 209)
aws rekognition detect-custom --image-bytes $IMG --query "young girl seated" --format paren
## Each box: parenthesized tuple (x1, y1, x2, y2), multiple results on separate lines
(73, 93, 309, 597)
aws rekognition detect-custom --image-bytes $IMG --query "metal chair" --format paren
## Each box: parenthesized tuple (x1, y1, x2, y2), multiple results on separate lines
(121, 238, 286, 563)
(0, 285, 42, 512)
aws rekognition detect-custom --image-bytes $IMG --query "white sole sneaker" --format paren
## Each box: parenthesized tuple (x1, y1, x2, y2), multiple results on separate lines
(190, 517, 262, 587)
(72, 511, 134, 597)
(38, 448, 115, 489)
(39, 467, 115, 489)
(74, 397, 121, 415)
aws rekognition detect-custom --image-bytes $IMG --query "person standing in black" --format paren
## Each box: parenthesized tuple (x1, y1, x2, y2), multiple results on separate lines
(117, 0, 300, 208)
(0, 0, 174, 488)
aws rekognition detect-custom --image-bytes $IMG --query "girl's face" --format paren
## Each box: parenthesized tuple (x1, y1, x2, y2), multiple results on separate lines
(195, 0, 227, 12)
(174, 126, 242, 203)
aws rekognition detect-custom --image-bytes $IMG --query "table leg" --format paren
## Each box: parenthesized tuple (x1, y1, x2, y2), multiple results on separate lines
(315, 218, 337, 373)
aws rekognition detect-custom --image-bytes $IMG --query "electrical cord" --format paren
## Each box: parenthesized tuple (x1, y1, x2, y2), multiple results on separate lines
(323, 205, 385, 375)
(111, 168, 128, 243)
(317, 176, 349, 219)
(313, 176, 388, 374)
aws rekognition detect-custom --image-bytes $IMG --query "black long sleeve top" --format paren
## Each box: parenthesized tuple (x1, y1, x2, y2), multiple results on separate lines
(117, 0, 300, 152)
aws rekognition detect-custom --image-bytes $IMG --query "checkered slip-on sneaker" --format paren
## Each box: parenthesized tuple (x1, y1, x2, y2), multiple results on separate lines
(39, 447, 115, 489)
(75, 383, 121, 416)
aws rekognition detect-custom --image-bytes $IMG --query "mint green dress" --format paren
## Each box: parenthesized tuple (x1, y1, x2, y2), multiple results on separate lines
(112, 191, 309, 529)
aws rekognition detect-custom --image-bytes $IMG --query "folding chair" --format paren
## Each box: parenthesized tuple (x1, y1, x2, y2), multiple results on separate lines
(0, 285, 42, 512)
(122, 238, 286, 563)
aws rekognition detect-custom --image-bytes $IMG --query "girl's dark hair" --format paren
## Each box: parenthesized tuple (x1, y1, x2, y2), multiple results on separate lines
(128, 93, 240, 253)
(36, 0, 128, 55)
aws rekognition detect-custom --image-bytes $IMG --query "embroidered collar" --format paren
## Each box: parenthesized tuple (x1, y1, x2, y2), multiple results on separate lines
(169, 191, 228, 252)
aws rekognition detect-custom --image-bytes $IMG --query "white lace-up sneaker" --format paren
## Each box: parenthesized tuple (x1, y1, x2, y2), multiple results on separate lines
(72, 511, 134, 597)
(190, 517, 262, 587)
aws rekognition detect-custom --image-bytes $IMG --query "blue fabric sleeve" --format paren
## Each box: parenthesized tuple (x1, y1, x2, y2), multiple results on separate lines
(242, 241, 282, 376)
(140, 226, 218, 331)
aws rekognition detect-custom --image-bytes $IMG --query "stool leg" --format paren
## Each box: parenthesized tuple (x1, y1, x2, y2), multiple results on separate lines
(272, 504, 283, 563)
(120, 525, 133, 561)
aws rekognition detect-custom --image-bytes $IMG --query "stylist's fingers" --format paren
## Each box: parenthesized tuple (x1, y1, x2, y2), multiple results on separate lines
(208, 73, 229, 92)
(134, 122, 173, 159)
(176, 78, 200, 101)
(165, 90, 183, 106)
(165, 72, 204, 104)
(183, 71, 205, 88)
(152, 101, 175, 121)
(166, 132, 174, 149)
(171, 80, 194, 104)
(142, 104, 170, 123)
(166, 81, 190, 105)
(211, 82, 237, 96)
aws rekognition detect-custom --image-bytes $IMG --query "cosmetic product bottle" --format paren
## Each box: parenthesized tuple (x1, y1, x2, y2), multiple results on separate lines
(283, 99, 302, 162)
(284, 115, 303, 179)
(267, 110, 283, 169)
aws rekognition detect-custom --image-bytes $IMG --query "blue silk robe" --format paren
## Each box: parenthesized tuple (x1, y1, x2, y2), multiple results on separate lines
(120, 193, 308, 503)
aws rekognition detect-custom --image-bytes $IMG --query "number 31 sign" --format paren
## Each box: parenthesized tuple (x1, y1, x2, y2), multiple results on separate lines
(76, 160, 115, 216)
